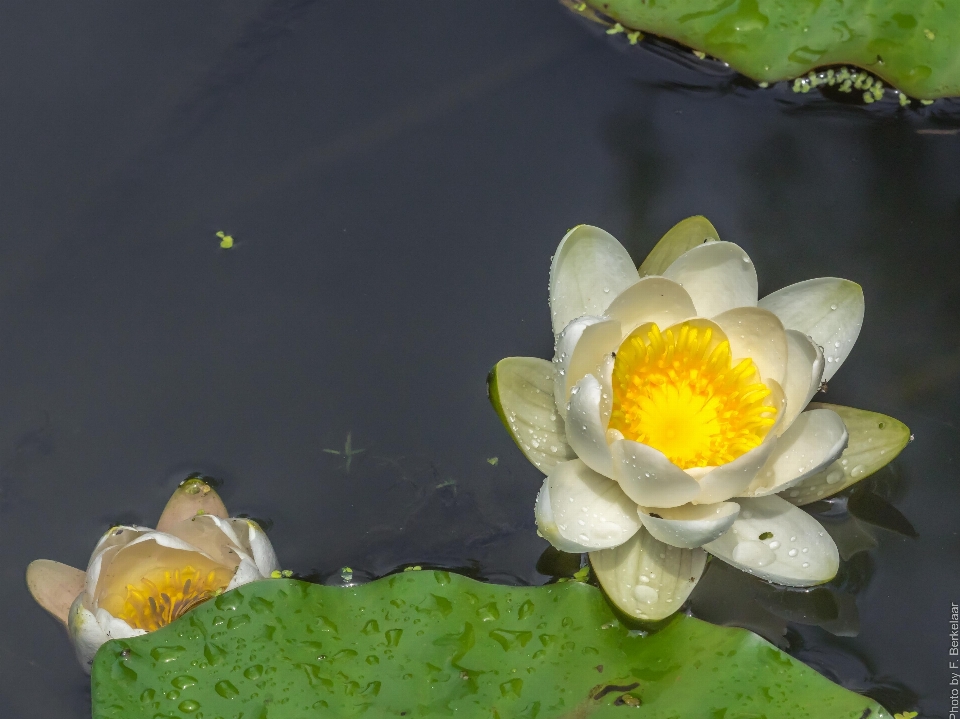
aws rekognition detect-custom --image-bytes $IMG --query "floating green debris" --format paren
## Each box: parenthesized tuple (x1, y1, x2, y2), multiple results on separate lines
(571, 0, 960, 99)
(486, 456, 499, 466)
(557, 564, 591, 584)
(215, 230, 234, 249)
(92, 572, 888, 718)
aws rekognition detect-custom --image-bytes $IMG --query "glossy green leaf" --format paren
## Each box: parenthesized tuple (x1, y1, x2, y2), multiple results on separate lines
(92, 571, 888, 718)
(585, 0, 960, 99)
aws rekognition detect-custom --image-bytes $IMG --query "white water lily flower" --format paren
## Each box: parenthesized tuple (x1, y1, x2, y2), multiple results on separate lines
(490, 217, 911, 620)
(26, 477, 279, 672)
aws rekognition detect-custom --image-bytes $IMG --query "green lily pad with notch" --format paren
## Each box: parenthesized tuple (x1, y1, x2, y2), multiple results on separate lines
(92, 571, 888, 718)
(584, 0, 960, 99)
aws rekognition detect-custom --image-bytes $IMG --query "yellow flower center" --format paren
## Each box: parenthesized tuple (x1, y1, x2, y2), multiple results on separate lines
(115, 565, 232, 632)
(609, 322, 777, 469)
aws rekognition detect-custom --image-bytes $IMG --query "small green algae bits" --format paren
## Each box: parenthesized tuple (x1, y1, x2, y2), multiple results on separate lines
(92, 572, 885, 718)
(585, 0, 960, 99)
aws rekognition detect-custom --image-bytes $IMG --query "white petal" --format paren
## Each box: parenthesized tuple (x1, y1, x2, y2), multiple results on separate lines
(534, 479, 597, 554)
(610, 439, 701, 508)
(203, 515, 244, 549)
(758, 278, 863, 382)
(164, 514, 254, 572)
(89, 524, 152, 561)
(589, 527, 707, 621)
(781, 330, 824, 429)
(552, 315, 604, 419)
(747, 409, 848, 497)
(638, 502, 740, 549)
(638, 215, 721, 277)
(245, 520, 280, 576)
(695, 435, 778, 504)
(712, 306, 787, 385)
(549, 225, 640, 336)
(603, 277, 697, 338)
(695, 379, 786, 504)
(555, 318, 621, 411)
(547, 459, 642, 551)
(566, 374, 614, 477)
(86, 527, 154, 604)
(783, 404, 911, 506)
(704, 495, 839, 586)
(68, 595, 110, 673)
(596, 352, 615, 426)
(95, 608, 146, 641)
(662, 241, 758, 317)
(226, 557, 264, 590)
(124, 530, 204, 553)
(489, 357, 576, 475)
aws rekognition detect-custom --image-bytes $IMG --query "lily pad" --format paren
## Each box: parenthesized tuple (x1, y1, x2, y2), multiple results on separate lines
(582, 0, 960, 99)
(92, 571, 888, 718)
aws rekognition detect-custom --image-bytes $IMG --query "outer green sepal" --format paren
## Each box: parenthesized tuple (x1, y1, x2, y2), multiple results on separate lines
(784, 403, 910, 506)
(488, 357, 575, 474)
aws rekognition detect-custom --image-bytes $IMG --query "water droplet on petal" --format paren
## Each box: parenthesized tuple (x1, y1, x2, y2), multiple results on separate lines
(731, 540, 776, 568)
(632, 585, 659, 604)
(826, 469, 844, 485)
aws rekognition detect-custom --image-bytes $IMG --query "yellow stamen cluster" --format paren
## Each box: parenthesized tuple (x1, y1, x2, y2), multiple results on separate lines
(115, 566, 230, 631)
(609, 322, 776, 469)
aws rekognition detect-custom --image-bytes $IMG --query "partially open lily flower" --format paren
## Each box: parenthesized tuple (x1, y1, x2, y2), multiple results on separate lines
(489, 217, 911, 621)
(26, 477, 279, 672)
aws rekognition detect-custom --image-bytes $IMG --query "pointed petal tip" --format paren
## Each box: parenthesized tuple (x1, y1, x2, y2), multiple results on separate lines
(638, 215, 721, 277)
(156, 475, 228, 533)
(26, 559, 85, 625)
(590, 528, 707, 621)
(782, 404, 910, 505)
(549, 225, 639, 335)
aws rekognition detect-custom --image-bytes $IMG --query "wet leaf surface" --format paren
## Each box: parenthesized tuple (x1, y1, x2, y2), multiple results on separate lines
(92, 572, 885, 718)
(585, 0, 960, 98)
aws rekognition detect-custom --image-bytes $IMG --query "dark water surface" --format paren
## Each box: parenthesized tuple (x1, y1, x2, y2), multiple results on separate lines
(1, 3, 958, 717)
